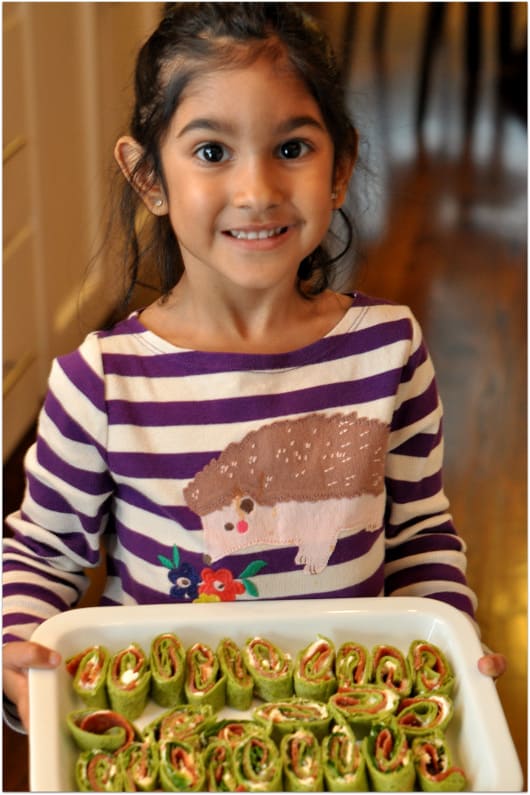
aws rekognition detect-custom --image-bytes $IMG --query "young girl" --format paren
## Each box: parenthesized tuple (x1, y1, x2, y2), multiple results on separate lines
(3, 2, 505, 731)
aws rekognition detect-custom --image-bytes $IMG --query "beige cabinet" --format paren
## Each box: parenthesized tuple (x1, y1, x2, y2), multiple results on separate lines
(3, 2, 162, 459)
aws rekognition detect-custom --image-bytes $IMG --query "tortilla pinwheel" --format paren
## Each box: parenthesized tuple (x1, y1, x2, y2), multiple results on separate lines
(293, 635, 337, 701)
(395, 694, 454, 737)
(159, 740, 205, 792)
(201, 718, 270, 748)
(232, 733, 283, 791)
(143, 703, 214, 747)
(408, 640, 455, 696)
(184, 641, 226, 711)
(66, 645, 110, 709)
(75, 749, 124, 792)
(412, 731, 467, 791)
(107, 643, 151, 721)
(363, 719, 416, 792)
(321, 721, 368, 792)
(244, 636, 293, 701)
(203, 739, 238, 792)
(281, 728, 323, 791)
(216, 637, 254, 710)
(335, 641, 372, 689)
(118, 739, 160, 792)
(149, 632, 185, 708)
(253, 697, 331, 742)
(371, 644, 412, 697)
(67, 709, 139, 752)
(329, 685, 399, 729)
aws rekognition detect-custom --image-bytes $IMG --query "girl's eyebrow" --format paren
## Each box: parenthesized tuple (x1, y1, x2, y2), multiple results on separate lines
(176, 114, 326, 139)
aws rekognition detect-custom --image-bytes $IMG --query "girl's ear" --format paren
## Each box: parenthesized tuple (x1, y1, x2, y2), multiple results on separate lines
(332, 130, 358, 209)
(114, 136, 168, 216)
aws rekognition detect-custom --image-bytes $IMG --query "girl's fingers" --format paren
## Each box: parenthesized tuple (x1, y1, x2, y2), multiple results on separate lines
(478, 653, 507, 679)
(3, 641, 61, 671)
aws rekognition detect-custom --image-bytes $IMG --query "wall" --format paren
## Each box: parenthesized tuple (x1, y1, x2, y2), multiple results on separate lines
(3, 2, 163, 460)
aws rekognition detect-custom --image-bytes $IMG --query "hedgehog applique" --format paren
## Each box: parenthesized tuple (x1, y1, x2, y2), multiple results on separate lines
(183, 411, 389, 574)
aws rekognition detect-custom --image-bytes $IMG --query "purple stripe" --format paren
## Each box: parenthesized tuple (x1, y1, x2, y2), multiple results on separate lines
(385, 562, 468, 593)
(385, 531, 462, 561)
(101, 317, 413, 377)
(400, 339, 428, 384)
(115, 483, 199, 526)
(27, 477, 110, 529)
(3, 559, 85, 595)
(3, 581, 72, 611)
(108, 371, 402, 427)
(44, 392, 106, 461)
(391, 379, 438, 432)
(386, 471, 443, 504)
(7, 528, 101, 566)
(36, 438, 112, 496)
(108, 450, 212, 480)
(386, 516, 455, 539)
(392, 428, 442, 457)
(424, 592, 476, 620)
(56, 349, 106, 413)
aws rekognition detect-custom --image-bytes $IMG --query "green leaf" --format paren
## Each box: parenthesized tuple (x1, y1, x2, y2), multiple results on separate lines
(241, 578, 259, 598)
(238, 560, 267, 579)
(158, 555, 174, 569)
(172, 545, 181, 568)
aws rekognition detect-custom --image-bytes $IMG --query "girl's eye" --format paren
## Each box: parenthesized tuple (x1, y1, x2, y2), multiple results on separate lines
(278, 139, 311, 159)
(195, 143, 228, 163)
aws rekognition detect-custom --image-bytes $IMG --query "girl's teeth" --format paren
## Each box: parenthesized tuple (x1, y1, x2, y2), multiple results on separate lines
(230, 227, 284, 240)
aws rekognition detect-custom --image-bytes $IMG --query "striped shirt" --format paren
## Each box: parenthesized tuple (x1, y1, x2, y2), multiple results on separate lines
(3, 293, 477, 643)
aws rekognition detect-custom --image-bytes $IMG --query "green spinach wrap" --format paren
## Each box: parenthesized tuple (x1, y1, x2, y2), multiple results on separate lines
(216, 637, 254, 710)
(143, 703, 214, 747)
(412, 732, 467, 791)
(321, 721, 368, 792)
(395, 694, 453, 736)
(201, 718, 270, 748)
(67, 709, 140, 752)
(243, 636, 293, 701)
(66, 645, 110, 709)
(363, 719, 415, 792)
(253, 697, 331, 742)
(329, 685, 399, 729)
(232, 733, 283, 791)
(371, 644, 412, 696)
(184, 641, 226, 710)
(159, 740, 205, 792)
(75, 749, 124, 792)
(293, 635, 337, 701)
(203, 739, 238, 792)
(118, 739, 160, 792)
(281, 728, 323, 792)
(335, 641, 371, 688)
(107, 643, 151, 721)
(408, 640, 455, 696)
(149, 632, 185, 707)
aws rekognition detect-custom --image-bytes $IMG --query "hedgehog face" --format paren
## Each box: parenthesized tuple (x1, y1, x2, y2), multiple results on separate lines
(223, 495, 255, 534)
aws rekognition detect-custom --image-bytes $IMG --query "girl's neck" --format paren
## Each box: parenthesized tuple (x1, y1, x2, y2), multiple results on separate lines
(138, 280, 352, 354)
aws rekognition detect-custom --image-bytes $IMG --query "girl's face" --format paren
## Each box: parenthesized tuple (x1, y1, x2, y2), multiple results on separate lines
(156, 55, 349, 295)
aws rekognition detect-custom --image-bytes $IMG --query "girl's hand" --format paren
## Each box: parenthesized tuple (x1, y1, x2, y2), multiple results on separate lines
(478, 652, 507, 679)
(3, 641, 61, 731)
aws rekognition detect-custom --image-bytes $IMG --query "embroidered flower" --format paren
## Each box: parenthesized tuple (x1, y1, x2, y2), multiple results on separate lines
(194, 593, 221, 603)
(199, 568, 246, 601)
(158, 545, 201, 601)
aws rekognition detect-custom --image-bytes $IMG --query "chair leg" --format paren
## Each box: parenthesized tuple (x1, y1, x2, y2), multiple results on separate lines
(416, 2, 447, 128)
(463, 3, 482, 128)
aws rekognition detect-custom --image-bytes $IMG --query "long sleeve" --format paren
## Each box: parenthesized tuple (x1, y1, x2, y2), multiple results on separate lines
(383, 316, 477, 620)
(3, 334, 113, 643)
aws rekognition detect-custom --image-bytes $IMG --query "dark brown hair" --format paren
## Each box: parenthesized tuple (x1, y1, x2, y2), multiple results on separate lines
(117, 2, 358, 311)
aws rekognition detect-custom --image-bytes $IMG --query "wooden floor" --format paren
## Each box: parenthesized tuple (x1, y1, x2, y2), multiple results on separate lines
(3, 3, 527, 791)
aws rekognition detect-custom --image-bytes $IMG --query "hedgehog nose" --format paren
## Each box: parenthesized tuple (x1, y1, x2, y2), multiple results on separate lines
(236, 520, 248, 534)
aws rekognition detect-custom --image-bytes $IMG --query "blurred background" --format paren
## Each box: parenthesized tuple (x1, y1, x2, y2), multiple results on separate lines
(3, 2, 527, 789)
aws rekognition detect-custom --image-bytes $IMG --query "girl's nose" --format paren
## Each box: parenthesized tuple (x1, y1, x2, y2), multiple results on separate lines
(231, 159, 283, 211)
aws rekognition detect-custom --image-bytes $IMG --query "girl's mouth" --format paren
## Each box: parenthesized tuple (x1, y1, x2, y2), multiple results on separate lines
(225, 226, 288, 241)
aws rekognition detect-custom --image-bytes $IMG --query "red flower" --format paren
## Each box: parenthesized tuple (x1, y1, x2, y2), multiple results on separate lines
(199, 568, 246, 602)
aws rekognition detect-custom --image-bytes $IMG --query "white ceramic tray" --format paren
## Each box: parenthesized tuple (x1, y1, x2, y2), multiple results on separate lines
(29, 597, 522, 791)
